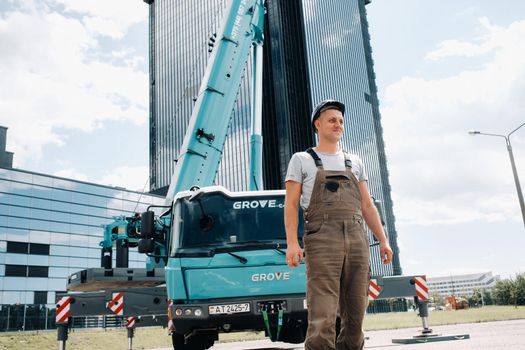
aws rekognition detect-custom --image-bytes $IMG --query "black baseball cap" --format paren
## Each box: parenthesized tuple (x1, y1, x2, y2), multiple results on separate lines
(311, 99, 345, 132)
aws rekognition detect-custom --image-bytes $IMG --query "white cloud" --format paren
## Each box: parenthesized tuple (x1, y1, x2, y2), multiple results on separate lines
(382, 17, 525, 226)
(53, 168, 89, 182)
(0, 2, 148, 168)
(51, 0, 147, 39)
(426, 17, 525, 60)
(100, 165, 149, 192)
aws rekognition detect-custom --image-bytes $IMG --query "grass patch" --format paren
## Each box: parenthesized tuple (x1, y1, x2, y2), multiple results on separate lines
(363, 305, 525, 331)
(1, 306, 524, 349)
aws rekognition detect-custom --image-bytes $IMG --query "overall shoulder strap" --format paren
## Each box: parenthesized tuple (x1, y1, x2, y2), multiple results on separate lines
(306, 148, 323, 168)
(342, 151, 353, 168)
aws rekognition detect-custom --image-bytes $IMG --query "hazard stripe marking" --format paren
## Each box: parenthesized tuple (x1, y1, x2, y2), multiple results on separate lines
(415, 276, 429, 300)
(368, 279, 381, 301)
(167, 299, 175, 333)
(56, 296, 71, 323)
(126, 317, 136, 328)
(108, 292, 124, 316)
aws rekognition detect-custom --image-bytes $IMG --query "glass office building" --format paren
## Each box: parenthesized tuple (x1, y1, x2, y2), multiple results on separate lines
(146, 0, 402, 279)
(0, 163, 164, 326)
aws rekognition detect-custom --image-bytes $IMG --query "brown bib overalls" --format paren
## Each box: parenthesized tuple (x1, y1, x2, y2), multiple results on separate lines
(303, 149, 370, 350)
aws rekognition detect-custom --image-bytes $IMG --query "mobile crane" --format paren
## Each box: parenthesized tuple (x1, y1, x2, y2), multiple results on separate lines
(56, 1, 468, 349)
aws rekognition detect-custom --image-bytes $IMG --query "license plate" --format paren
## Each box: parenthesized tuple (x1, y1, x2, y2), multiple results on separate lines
(208, 303, 250, 315)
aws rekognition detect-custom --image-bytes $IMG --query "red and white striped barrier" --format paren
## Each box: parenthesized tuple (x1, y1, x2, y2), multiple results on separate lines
(167, 299, 175, 334)
(126, 316, 136, 329)
(414, 276, 429, 301)
(368, 279, 381, 301)
(108, 292, 124, 316)
(56, 296, 71, 324)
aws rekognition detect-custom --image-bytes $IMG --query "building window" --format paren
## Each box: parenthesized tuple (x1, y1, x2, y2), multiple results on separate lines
(6, 241, 28, 254)
(34, 291, 48, 304)
(28, 266, 49, 277)
(5, 264, 27, 276)
(29, 243, 50, 255)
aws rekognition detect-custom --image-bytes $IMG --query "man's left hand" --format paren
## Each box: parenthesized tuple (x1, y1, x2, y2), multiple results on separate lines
(379, 241, 393, 265)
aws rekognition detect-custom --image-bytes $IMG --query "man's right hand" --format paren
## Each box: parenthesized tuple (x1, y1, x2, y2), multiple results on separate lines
(286, 242, 304, 268)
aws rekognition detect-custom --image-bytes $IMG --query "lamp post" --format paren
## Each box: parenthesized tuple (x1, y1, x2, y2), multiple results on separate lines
(469, 122, 525, 229)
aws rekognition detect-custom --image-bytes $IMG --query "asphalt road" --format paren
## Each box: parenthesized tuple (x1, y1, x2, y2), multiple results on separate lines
(186, 319, 525, 350)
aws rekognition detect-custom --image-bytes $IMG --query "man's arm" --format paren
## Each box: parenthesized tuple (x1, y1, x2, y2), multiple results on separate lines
(358, 181, 393, 265)
(285, 180, 304, 268)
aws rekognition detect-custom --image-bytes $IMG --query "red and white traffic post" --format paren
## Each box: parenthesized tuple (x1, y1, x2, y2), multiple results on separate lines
(55, 296, 71, 350)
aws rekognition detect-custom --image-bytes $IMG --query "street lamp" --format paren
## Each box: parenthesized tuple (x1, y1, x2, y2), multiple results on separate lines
(469, 122, 525, 229)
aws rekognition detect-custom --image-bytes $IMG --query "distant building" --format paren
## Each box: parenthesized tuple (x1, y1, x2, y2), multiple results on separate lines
(427, 272, 500, 297)
(0, 128, 164, 330)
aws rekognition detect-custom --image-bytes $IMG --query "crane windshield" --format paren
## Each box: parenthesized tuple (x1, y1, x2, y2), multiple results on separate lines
(169, 191, 304, 254)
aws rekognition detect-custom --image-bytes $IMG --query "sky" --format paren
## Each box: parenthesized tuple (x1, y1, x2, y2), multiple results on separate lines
(1, 0, 525, 280)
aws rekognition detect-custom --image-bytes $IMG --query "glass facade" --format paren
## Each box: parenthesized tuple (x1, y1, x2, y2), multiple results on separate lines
(0, 167, 164, 308)
(147, 0, 401, 279)
(147, 0, 253, 195)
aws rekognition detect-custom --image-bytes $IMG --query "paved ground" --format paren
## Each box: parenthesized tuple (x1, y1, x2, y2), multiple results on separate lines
(154, 319, 525, 349)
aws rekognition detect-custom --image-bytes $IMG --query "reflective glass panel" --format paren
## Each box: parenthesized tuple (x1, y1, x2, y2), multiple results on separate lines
(32, 174, 53, 187)
(30, 220, 51, 231)
(29, 230, 51, 245)
(31, 197, 51, 210)
(50, 245, 69, 256)
(3, 277, 27, 290)
(49, 267, 69, 278)
(0, 204, 9, 215)
(49, 256, 69, 267)
(52, 189, 71, 202)
(10, 171, 32, 183)
(8, 217, 30, 229)
(29, 278, 48, 290)
(27, 255, 49, 266)
(69, 246, 87, 258)
(47, 278, 66, 291)
(32, 186, 52, 199)
(49, 233, 70, 246)
(8, 194, 31, 206)
(69, 257, 87, 267)
(31, 208, 51, 220)
(2, 291, 23, 304)
(5, 254, 28, 265)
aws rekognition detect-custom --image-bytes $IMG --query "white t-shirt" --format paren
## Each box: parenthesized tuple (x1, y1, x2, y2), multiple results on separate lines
(285, 148, 367, 209)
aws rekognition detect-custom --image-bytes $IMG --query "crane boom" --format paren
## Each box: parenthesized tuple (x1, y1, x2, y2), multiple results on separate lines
(165, 0, 265, 202)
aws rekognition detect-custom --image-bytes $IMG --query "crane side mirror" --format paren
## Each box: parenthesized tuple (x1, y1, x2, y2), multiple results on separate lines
(138, 238, 154, 254)
(141, 211, 155, 239)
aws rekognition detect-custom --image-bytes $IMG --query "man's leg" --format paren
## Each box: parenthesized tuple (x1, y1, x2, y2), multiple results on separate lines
(304, 222, 345, 350)
(336, 221, 370, 350)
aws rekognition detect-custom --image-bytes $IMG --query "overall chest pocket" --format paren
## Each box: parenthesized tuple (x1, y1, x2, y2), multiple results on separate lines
(322, 174, 351, 203)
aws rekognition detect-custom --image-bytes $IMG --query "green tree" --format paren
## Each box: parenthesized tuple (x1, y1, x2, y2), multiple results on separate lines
(493, 279, 513, 305)
(512, 273, 525, 307)
(481, 289, 493, 306)
(468, 289, 483, 308)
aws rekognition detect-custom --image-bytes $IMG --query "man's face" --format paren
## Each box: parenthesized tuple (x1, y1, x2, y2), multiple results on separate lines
(315, 108, 344, 142)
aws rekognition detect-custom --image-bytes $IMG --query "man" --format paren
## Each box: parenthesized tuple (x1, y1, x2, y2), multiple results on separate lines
(284, 99, 393, 350)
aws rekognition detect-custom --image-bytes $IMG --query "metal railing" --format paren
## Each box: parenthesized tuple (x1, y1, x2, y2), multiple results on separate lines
(0, 304, 123, 332)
